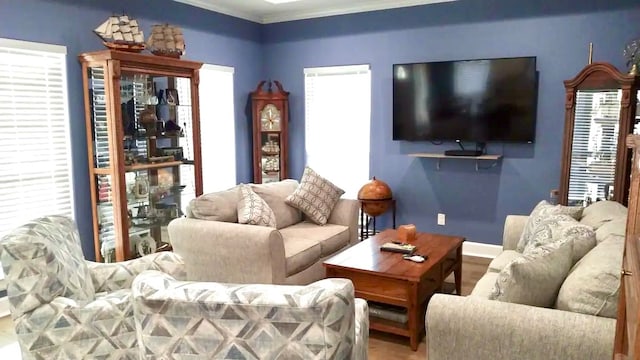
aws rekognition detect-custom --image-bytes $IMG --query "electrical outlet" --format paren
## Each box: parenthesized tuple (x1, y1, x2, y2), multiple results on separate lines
(437, 213, 446, 226)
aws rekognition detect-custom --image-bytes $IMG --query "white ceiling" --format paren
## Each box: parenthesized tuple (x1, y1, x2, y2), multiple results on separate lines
(173, 0, 457, 24)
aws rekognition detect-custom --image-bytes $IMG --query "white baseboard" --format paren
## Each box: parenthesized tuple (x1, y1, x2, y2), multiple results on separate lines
(462, 241, 502, 259)
(0, 297, 9, 318)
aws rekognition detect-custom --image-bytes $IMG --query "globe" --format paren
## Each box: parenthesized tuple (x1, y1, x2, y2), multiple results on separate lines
(358, 177, 393, 217)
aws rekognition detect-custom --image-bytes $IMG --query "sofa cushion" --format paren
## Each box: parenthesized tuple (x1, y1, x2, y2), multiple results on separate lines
(189, 186, 239, 222)
(516, 200, 583, 252)
(487, 250, 521, 273)
(470, 272, 499, 298)
(279, 222, 349, 257)
(555, 235, 623, 318)
(282, 237, 321, 276)
(237, 184, 276, 228)
(523, 214, 596, 265)
(285, 167, 345, 225)
(490, 242, 573, 307)
(251, 180, 302, 229)
(595, 217, 626, 244)
(580, 200, 627, 230)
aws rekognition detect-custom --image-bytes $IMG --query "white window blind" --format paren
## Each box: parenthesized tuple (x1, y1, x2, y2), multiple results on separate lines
(567, 90, 621, 204)
(199, 64, 236, 193)
(0, 38, 73, 237)
(304, 65, 371, 198)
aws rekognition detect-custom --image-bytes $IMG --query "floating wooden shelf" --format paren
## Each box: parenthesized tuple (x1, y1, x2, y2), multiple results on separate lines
(408, 153, 503, 171)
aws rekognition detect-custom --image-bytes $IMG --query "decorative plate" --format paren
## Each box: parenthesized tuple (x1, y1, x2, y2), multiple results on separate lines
(137, 235, 157, 257)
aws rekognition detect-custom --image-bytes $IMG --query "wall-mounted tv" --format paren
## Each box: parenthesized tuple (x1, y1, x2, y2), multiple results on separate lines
(392, 56, 538, 143)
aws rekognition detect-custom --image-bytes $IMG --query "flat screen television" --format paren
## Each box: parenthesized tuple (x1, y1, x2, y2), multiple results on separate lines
(392, 56, 538, 142)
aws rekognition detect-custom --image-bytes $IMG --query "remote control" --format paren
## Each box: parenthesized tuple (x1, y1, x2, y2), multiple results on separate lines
(380, 242, 416, 254)
(403, 254, 425, 263)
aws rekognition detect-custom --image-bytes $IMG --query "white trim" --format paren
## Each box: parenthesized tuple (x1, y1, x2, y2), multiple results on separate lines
(173, 0, 262, 23)
(262, 0, 456, 24)
(462, 241, 502, 259)
(0, 297, 8, 318)
(173, 0, 456, 24)
(304, 64, 370, 76)
(201, 64, 235, 74)
(0, 38, 66, 54)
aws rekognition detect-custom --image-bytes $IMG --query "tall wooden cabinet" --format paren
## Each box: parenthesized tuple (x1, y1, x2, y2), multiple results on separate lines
(559, 63, 640, 206)
(614, 134, 640, 359)
(251, 80, 289, 184)
(78, 50, 203, 262)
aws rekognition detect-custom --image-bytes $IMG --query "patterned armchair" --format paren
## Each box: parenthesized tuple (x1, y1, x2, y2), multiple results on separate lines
(0, 215, 185, 360)
(132, 271, 369, 359)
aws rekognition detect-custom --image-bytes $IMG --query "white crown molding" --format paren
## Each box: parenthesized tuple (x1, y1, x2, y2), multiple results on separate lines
(173, 0, 263, 23)
(261, 0, 457, 24)
(462, 241, 502, 259)
(174, 0, 456, 24)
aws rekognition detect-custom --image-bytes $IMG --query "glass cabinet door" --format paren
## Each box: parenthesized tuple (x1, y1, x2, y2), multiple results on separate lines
(566, 89, 621, 205)
(87, 66, 198, 262)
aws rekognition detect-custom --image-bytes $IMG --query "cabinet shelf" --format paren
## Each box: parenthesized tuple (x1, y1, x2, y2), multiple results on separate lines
(125, 160, 190, 172)
(408, 153, 502, 171)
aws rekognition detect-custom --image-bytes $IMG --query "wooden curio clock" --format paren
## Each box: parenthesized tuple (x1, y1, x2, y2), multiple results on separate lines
(251, 80, 289, 183)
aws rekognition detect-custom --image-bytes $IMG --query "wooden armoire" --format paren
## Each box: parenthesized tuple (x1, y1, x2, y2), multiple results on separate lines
(614, 134, 640, 359)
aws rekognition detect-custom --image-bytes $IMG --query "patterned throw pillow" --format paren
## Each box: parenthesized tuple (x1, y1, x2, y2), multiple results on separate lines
(516, 200, 584, 252)
(285, 167, 345, 225)
(523, 214, 596, 265)
(490, 241, 573, 307)
(237, 184, 276, 228)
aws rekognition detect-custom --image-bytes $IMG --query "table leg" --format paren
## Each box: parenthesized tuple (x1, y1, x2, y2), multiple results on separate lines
(359, 205, 364, 241)
(392, 199, 397, 229)
(373, 215, 376, 235)
(408, 282, 420, 351)
(454, 245, 463, 295)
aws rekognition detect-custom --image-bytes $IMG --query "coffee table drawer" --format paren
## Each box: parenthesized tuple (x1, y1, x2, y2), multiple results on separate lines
(326, 268, 408, 306)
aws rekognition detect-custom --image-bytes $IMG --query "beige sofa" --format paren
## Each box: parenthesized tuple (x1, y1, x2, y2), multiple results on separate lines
(426, 200, 627, 360)
(168, 179, 359, 285)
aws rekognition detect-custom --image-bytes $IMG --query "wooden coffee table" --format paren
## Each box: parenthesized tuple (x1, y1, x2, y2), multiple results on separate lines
(323, 229, 464, 351)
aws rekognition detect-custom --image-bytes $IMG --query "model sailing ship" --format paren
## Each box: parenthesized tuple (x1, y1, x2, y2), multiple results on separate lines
(94, 15, 145, 52)
(147, 24, 186, 58)
(263, 157, 280, 174)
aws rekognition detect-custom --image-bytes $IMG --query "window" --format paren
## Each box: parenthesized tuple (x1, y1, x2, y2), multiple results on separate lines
(0, 38, 73, 237)
(304, 65, 371, 198)
(198, 64, 236, 193)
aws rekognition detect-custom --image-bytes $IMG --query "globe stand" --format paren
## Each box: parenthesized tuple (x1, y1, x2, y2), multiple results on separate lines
(359, 199, 396, 240)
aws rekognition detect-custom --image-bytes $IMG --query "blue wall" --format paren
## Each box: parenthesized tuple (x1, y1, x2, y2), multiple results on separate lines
(263, 0, 640, 245)
(0, 0, 262, 259)
(2, 0, 640, 254)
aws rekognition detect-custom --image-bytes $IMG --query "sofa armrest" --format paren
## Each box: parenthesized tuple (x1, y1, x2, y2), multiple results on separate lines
(502, 215, 528, 250)
(168, 218, 287, 284)
(87, 252, 186, 292)
(426, 294, 615, 360)
(353, 298, 369, 360)
(328, 198, 360, 245)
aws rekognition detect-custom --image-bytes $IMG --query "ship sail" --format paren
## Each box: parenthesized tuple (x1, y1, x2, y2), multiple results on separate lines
(147, 24, 186, 57)
(94, 14, 145, 50)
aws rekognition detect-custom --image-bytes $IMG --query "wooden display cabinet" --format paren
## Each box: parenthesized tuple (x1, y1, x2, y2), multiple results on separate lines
(79, 50, 203, 262)
(251, 80, 289, 183)
(559, 62, 640, 206)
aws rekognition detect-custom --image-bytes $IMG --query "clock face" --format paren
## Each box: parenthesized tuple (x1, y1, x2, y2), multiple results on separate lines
(260, 104, 281, 131)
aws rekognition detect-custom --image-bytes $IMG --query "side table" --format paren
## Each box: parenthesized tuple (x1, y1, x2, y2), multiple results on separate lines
(359, 199, 396, 240)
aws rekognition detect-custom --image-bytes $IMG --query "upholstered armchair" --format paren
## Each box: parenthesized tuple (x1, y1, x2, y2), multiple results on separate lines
(132, 271, 369, 359)
(0, 215, 185, 359)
